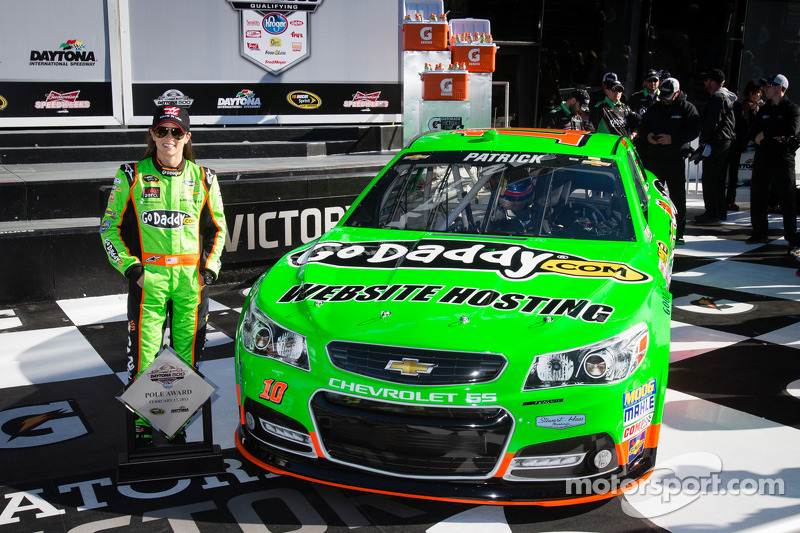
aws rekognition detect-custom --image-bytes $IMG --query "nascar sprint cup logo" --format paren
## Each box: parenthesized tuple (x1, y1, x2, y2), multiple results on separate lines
(141, 210, 195, 229)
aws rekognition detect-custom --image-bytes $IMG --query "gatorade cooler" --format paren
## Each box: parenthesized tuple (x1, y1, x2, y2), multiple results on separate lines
(449, 18, 495, 72)
(450, 43, 496, 72)
(403, 21, 449, 51)
(421, 71, 469, 100)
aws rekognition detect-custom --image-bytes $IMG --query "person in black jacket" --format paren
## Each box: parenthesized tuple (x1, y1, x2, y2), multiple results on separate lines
(628, 69, 661, 116)
(693, 68, 736, 224)
(542, 89, 592, 130)
(746, 74, 800, 253)
(639, 78, 701, 244)
(591, 73, 639, 139)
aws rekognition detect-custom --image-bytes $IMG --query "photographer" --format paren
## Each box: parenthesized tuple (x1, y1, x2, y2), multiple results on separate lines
(745, 74, 800, 255)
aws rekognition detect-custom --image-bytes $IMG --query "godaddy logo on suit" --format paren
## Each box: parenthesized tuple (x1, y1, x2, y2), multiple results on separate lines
(140, 210, 195, 229)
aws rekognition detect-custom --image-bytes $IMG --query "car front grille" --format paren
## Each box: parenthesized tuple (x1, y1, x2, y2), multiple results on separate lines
(326, 341, 507, 385)
(311, 392, 513, 477)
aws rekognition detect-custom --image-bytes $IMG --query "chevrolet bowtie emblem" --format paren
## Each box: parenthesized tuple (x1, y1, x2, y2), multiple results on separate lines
(385, 358, 436, 376)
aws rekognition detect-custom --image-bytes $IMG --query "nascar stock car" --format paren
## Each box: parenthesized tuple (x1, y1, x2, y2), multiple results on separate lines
(234, 128, 676, 505)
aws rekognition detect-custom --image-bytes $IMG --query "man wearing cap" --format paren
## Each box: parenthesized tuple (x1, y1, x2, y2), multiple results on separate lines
(542, 89, 593, 130)
(693, 68, 736, 224)
(591, 72, 639, 138)
(99, 106, 227, 446)
(639, 78, 701, 244)
(747, 74, 800, 253)
(628, 69, 661, 116)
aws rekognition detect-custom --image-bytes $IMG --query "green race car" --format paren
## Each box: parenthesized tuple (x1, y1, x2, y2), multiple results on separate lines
(234, 128, 675, 505)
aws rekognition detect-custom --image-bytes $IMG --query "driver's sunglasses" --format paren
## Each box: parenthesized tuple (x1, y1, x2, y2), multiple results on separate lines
(152, 126, 186, 139)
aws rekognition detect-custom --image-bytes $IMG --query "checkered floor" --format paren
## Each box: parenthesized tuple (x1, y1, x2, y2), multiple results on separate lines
(2, 195, 800, 532)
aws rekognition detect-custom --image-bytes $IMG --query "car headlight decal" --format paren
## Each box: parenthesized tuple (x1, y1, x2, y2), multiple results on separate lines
(241, 297, 310, 371)
(524, 323, 648, 389)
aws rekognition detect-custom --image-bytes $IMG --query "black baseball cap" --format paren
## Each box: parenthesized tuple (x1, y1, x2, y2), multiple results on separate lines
(152, 106, 191, 132)
(603, 72, 624, 91)
(569, 89, 591, 111)
(703, 68, 726, 85)
(658, 70, 671, 81)
(659, 78, 680, 100)
(645, 69, 659, 82)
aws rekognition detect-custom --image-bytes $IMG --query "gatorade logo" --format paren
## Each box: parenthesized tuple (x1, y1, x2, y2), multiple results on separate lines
(420, 26, 432, 40)
(440, 78, 453, 94)
(468, 48, 481, 62)
(262, 13, 288, 35)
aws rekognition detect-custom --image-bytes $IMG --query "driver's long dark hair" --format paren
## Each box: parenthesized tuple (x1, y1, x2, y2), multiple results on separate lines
(142, 130, 195, 162)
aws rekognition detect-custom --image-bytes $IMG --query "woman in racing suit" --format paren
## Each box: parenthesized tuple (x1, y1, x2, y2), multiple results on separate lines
(100, 106, 226, 445)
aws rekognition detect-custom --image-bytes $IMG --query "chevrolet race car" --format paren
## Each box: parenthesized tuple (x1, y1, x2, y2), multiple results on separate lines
(234, 128, 675, 505)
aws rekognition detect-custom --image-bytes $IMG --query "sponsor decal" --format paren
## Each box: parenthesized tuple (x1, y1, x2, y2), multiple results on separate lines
(104, 238, 123, 266)
(656, 198, 674, 219)
(535, 414, 586, 429)
(171, 405, 190, 413)
(153, 89, 194, 107)
(34, 90, 90, 110)
(99, 220, 111, 233)
(247, 42, 260, 50)
(143, 186, 160, 199)
(287, 90, 322, 109)
(0, 95, 7, 111)
(262, 12, 288, 34)
(145, 255, 161, 263)
(385, 358, 436, 376)
(218, 89, 262, 109)
(278, 283, 615, 323)
(0, 400, 90, 449)
(623, 378, 656, 425)
(270, 37, 281, 47)
(245, 29, 261, 38)
(628, 430, 646, 463)
(29, 39, 97, 67)
(428, 116, 464, 130)
(329, 378, 495, 404)
(140, 210, 193, 229)
(149, 408, 166, 416)
(523, 398, 564, 405)
(623, 413, 653, 441)
(142, 175, 160, 183)
(288, 239, 651, 283)
(104, 208, 116, 217)
(147, 363, 186, 389)
(292, 42, 303, 52)
(343, 91, 389, 109)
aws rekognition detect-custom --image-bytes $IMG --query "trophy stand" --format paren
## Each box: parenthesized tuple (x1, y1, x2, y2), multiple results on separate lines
(116, 345, 225, 484)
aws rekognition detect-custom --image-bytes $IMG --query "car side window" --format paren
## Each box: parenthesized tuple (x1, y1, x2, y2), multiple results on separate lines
(626, 149, 649, 220)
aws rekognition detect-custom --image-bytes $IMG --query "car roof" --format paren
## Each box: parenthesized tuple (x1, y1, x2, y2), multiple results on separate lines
(406, 128, 626, 158)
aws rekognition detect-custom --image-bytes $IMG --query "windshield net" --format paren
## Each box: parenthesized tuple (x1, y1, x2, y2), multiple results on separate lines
(345, 151, 635, 241)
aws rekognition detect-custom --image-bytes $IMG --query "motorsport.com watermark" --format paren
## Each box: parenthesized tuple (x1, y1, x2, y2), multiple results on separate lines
(567, 472, 784, 501)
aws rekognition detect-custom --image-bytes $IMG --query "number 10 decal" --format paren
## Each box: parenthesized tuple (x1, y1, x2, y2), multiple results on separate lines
(260, 379, 288, 404)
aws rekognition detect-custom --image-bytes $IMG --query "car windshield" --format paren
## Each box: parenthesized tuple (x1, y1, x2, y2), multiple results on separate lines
(345, 151, 635, 241)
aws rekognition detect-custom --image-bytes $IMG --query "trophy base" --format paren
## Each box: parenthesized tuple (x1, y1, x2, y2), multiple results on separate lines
(117, 442, 225, 484)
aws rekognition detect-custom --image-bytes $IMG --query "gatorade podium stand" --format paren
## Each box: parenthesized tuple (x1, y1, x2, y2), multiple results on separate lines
(401, 3, 494, 146)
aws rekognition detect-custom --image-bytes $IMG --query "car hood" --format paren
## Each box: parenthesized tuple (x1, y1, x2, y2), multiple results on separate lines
(256, 228, 659, 354)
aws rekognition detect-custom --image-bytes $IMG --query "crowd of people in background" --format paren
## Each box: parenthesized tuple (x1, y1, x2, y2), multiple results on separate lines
(542, 68, 800, 275)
